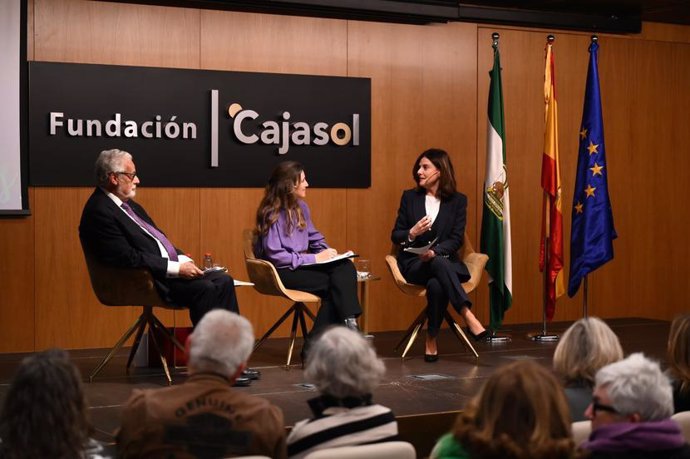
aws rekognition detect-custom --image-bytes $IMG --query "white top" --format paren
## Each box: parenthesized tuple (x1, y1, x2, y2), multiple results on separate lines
(425, 194, 441, 224)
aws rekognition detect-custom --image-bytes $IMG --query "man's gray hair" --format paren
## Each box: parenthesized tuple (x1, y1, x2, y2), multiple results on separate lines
(305, 327, 385, 399)
(95, 149, 132, 186)
(595, 352, 673, 421)
(188, 310, 254, 378)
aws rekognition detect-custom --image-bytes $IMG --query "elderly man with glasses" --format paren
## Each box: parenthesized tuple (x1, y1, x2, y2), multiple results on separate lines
(79, 149, 259, 382)
(580, 352, 690, 459)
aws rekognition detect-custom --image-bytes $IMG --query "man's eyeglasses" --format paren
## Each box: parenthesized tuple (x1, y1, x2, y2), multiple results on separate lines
(592, 401, 619, 415)
(113, 171, 137, 180)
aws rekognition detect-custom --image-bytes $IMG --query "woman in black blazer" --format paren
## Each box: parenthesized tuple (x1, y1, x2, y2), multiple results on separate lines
(391, 148, 487, 362)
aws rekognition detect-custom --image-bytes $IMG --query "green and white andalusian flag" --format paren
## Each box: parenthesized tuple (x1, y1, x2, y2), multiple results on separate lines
(480, 39, 512, 331)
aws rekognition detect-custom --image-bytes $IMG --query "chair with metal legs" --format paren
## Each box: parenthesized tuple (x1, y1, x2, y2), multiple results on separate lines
(384, 233, 489, 359)
(82, 244, 186, 384)
(242, 229, 321, 368)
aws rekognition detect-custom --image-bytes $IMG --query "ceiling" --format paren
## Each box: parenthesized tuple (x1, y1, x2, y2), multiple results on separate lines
(112, 0, 690, 32)
(464, 0, 690, 25)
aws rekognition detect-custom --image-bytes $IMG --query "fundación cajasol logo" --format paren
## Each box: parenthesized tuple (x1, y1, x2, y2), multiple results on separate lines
(227, 102, 360, 155)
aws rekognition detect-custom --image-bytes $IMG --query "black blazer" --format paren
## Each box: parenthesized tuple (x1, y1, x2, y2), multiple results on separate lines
(391, 188, 470, 282)
(79, 188, 184, 299)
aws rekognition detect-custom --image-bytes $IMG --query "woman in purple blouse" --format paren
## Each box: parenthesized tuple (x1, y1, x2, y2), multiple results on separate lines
(255, 161, 362, 355)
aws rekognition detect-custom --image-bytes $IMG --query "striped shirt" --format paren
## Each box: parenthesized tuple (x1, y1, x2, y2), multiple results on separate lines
(287, 403, 398, 458)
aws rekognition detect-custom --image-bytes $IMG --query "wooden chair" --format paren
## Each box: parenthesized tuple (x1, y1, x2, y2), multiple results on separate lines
(81, 244, 186, 384)
(571, 420, 592, 446)
(242, 229, 321, 368)
(672, 411, 690, 442)
(384, 234, 488, 359)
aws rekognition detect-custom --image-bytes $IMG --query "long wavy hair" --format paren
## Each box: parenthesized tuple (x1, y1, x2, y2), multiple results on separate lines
(256, 161, 306, 236)
(451, 360, 575, 459)
(668, 314, 690, 395)
(0, 349, 91, 459)
(413, 148, 457, 200)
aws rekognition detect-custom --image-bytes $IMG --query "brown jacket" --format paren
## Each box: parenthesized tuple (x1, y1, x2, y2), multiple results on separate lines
(117, 372, 287, 458)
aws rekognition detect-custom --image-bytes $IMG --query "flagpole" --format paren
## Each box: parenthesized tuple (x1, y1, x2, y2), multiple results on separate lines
(533, 234, 559, 341)
(580, 34, 596, 321)
(532, 34, 559, 343)
(486, 31, 511, 344)
(567, 33, 616, 311)
(583, 275, 589, 318)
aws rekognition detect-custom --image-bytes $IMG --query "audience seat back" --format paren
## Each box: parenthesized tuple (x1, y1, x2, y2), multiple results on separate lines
(303, 441, 416, 459)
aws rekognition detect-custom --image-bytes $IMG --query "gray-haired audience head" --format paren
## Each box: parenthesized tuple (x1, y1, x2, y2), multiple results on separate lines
(305, 327, 385, 399)
(594, 352, 673, 422)
(188, 310, 254, 379)
(95, 148, 132, 186)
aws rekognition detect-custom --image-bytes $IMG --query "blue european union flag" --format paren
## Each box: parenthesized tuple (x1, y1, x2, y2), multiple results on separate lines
(568, 40, 617, 298)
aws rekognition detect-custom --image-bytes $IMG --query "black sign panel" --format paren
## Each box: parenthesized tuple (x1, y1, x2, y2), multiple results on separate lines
(28, 62, 371, 187)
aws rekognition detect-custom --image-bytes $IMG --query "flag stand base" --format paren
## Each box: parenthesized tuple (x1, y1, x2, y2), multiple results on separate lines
(530, 332, 559, 342)
(487, 331, 511, 343)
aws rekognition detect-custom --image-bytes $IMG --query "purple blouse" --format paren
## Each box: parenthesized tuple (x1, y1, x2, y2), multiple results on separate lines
(257, 200, 329, 270)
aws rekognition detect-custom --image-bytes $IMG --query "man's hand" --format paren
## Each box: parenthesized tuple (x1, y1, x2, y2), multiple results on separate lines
(315, 248, 338, 263)
(419, 249, 436, 262)
(179, 261, 204, 279)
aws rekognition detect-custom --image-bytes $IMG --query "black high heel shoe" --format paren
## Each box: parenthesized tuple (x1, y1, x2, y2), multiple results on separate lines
(465, 327, 489, 342)
(424, 353, 439, 363)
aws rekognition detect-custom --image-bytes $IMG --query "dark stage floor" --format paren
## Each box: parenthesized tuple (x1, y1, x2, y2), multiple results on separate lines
(0, 318, 671, 457)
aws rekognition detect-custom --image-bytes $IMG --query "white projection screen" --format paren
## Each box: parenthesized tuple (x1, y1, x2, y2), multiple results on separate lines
(0, 0, 28, 215)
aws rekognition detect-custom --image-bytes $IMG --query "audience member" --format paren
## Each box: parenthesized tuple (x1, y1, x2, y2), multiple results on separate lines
(430, 360, 575, 459)
(553, 317, 624, 421)
(668, 314, 690, 413)
(0, 348, 109, 459)
(581, 352, 690, 459)
(117, 310, 286, 458)
(286, 327, 397, 458)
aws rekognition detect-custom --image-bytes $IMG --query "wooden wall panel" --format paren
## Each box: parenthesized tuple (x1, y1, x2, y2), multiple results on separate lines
(640, 22, 690, 44)
(595, 39, 690, 320)
(33, 0, 200, 67)
(474, 28, 588, 326)
(2, 0, 690, 352)
(198, 10, 349, 337)
(0, 189, 35, 353)
(30, 0, 203, 349)
(346, 21, 480, 332)
(200, 10, 347, 76)
(27, 0, 34, 60)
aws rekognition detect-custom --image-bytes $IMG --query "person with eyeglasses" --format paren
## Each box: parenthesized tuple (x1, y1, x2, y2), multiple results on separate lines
(580, 353, 690, 459)
(79, 149, 259, 382)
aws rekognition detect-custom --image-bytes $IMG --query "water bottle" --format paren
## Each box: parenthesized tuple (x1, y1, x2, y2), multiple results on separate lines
(203, 253, 213, 269)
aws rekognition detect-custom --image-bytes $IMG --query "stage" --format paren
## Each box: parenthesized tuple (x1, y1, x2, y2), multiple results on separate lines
(0, 318, 670, 457)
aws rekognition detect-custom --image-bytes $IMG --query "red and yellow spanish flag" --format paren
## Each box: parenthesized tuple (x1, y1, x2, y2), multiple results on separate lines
(539, 38, 565, 321)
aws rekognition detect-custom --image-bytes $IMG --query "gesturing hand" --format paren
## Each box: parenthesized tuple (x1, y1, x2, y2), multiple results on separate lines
(315, 248, 338, 263)
(409, 215, 433, 239)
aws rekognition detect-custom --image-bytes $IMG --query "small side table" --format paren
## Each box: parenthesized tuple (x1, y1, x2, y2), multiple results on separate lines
(357, 274, 380, 335)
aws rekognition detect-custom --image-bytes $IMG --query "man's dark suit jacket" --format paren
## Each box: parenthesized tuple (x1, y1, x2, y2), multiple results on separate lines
(79, 188, 185, 303)
(390, 188, 470, 283)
